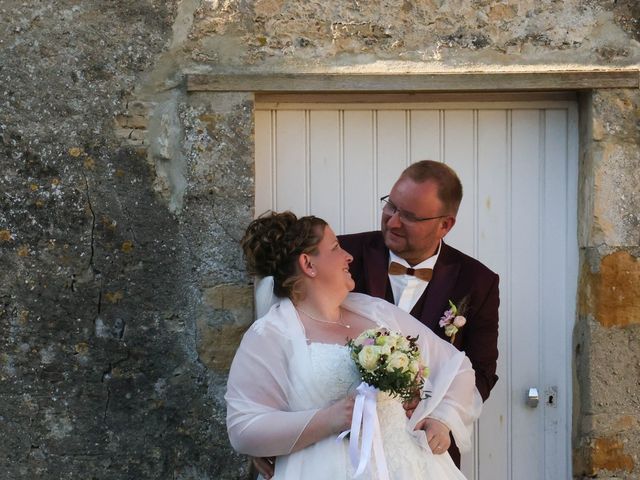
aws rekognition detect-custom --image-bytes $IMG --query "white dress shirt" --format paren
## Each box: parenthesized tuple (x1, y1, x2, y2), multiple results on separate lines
(388, 241, 442, 313)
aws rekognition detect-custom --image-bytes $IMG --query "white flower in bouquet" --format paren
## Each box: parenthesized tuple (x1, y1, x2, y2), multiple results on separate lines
(386, 351, 410, 373)
(358, 345, 381, 371)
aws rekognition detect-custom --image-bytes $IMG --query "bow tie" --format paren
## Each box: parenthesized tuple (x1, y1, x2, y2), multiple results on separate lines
(388, 261, 433, 282)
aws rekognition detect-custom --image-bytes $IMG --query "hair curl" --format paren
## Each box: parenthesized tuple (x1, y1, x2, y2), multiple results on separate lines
(241, 211, 327, 302)
(401, 160, 463, 215)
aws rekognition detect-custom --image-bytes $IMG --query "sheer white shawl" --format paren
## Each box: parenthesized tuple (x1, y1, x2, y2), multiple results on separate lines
(226, 292, 482, 478)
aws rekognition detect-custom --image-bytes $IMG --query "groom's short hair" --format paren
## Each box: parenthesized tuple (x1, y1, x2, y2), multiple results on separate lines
(400, 160, 463, 216)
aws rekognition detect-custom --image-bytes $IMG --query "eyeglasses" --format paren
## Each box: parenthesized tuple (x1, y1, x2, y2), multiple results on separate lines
(380, 195, 449, 224)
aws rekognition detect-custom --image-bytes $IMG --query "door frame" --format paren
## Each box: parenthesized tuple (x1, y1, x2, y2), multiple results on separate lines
(253, 97, 579, 479)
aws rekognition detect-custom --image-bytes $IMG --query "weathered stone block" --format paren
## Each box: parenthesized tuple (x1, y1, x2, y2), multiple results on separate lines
(580, 251, 640, 328)
(592, 89, 640, 143)
(197, 284, 254, 372)
(585, 436, 635, 476)
(582, 413, 639, 436)
(203, 283, 254, 326)
(585, 143, 640, 247)
(196, 319, 248, 372)
(578, 316, 640, 415)
(114, 126, 148, 146)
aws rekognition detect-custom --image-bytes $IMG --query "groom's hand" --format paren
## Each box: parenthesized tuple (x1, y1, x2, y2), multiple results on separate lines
(251, 456, 275, 479)
(402, 394, 420, 419)
(414, 418, 451, 455)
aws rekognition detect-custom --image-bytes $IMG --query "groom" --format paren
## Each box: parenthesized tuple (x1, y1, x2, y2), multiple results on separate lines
(339, 160, 499, 467)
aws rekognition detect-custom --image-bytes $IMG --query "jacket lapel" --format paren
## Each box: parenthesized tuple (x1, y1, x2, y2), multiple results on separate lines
(362, 234, 390, 300)
(421, 242, 461, 330)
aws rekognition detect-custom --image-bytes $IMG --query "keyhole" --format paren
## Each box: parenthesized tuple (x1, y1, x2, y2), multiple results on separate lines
(545, 386, 558, 408)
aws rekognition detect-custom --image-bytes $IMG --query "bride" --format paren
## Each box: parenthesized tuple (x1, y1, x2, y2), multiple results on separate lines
(226, 211, 482, 479)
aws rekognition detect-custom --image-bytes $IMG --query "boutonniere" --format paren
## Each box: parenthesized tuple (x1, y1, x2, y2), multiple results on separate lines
(439, 297, 468, 343)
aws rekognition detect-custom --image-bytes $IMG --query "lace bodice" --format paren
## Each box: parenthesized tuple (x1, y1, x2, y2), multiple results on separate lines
(307, 342, 401, 406)
(308, 343, 360, 407)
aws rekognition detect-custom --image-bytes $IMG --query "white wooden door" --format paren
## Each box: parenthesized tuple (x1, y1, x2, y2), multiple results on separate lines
(254, 99, 578, 480)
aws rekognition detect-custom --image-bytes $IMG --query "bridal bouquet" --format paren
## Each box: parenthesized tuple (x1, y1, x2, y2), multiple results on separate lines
(346, 328, 429, 400)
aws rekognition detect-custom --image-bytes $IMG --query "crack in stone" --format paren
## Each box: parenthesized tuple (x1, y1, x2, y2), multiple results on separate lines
(97, 281, 103, 316)
(81, 171, 96, 270)
(103, 385, 111, 423)
(101, 353, 130, 422)
(210, 199, 241, 243)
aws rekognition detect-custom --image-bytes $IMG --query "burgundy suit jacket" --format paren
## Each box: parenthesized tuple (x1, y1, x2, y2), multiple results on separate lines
(339, 231, 499, 402)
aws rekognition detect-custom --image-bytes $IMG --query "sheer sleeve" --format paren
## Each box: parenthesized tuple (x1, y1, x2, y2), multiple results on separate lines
(392, 302, 482, 452)
(225, 315, 319, 457)
(413, 333, 481, 452)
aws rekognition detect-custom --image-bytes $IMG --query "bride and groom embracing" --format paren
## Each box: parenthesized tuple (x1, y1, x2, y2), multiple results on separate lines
(226, 161, 500, 479)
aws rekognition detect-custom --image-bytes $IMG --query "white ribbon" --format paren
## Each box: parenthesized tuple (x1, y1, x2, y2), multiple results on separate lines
(337, 382, 390, 480)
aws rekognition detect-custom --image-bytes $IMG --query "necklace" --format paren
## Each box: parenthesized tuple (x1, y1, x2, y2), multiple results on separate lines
(297, 307, 351, 329)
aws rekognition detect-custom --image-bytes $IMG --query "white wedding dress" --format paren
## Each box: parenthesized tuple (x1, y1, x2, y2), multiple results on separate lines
(226, 293, 481, 480)
(300, 342, 466, 479)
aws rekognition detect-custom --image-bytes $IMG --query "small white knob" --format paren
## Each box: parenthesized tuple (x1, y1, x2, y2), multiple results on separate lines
(526, 387, 539, 408)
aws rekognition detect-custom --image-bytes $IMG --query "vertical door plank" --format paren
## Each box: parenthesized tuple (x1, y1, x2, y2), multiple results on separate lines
(541, 109, 569, 479)
(309, 110, 341, 228)
(254, 110, 274, 215)
(510, 109, 542, 480)
(376, 110, 408, 196)
(275, 110, 308, 214)
(562, 104, 579, 480)
(410, 110, 441, 163)
(473, 109, 510, 480)
(343, 110, 376, 234)
(443, 110, 475, 254)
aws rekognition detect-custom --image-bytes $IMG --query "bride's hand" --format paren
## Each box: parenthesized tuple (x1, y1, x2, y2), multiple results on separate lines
(325, 394, 356, 433)
(292, 394, 355, 452)
(414, 417, 451, 455)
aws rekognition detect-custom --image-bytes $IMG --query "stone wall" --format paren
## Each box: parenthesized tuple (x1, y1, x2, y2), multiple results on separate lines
(1, 1, 639, 479)
(574, 89, 640, 478)
(187, 0, 639, 67)
(0, 1, 250, 478)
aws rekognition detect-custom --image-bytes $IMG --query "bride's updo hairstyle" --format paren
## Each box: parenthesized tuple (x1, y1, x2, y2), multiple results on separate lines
(241, 211, 327, 302)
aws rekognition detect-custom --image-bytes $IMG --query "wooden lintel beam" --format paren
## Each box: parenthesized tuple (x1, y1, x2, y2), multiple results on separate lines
(186, 70, 639, 93)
